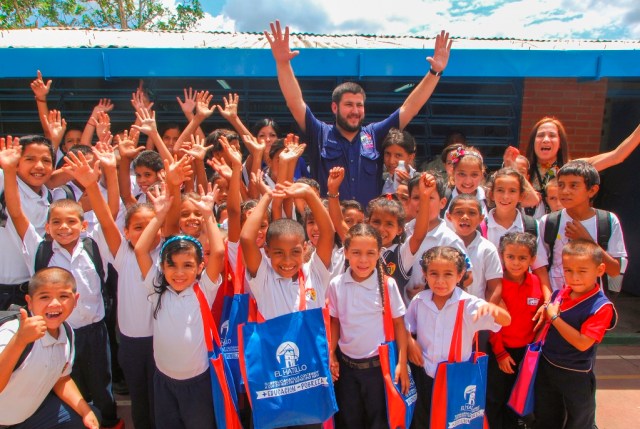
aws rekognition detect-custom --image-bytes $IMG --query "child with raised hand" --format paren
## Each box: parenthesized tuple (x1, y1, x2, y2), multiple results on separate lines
(446, 194, 503, 303)
(0, 135, 54, 309)
(484, 167, 552, 302)
(135, 181, 225, 429)
(240, 180, 334, 321)
(327, 224, 409, 428)
(64, 148, 159, 429)
(534, 239, 616, 429)
(381, 128, 419, 194)
(486, 232, 544, 429)
(0, 267, 100, 429)
(406, 246, 511, 428)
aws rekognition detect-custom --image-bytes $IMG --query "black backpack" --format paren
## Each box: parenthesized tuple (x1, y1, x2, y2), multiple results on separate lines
(0, 306, 74, 372)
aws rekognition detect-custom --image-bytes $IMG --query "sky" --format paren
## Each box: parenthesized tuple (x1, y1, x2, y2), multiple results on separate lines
(186, 0, 640, 40)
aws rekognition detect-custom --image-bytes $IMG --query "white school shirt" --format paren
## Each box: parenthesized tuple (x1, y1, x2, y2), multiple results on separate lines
(329, 245, 345, 281)
(113, 238, 159, 338)
(22, 225, 111, 329)
(405, 287, 501, 378)
(0, 319, 74, 425)
(381, 165, 418, 195)
(247, 251, 331, 321)
(143, 267, 221, 380)
(406, 219, 469, 292)
(485, 209, 548, 271)
(328, 269, 406, 359)
(465, 231, 503, 299)
(0, 170, 50, 284)
(539, 209, 627, 291)
(52, 181, 127, 235)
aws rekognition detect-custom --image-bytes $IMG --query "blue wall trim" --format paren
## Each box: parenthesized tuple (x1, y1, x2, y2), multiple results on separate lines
(0, 48, 636, 79)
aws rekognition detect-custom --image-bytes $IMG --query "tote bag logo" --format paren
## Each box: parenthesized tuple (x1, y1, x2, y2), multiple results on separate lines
(448, 384, 484, 428)
(220, 320, 230, 345)
(464, 385, 476, 407)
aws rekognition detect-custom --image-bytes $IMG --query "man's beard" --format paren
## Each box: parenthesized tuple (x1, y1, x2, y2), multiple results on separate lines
(336, 111, 364, 133)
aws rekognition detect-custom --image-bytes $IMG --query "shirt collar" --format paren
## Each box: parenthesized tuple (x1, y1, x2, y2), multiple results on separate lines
(345, 268, 379, 290)
(40, 325, 69, 347)
(560, 284, 601, 307)
(418, 286, 465, 309)
(17, 175, 49, 203)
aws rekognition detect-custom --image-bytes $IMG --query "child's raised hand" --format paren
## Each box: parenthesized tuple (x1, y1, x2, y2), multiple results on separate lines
(90, 111, 111, 138)
(195, 90, 216, 119)
(242, 134, 266, 156)
(207, 156, 233, 182)
(30, 70, 52, 99)
(15, 308, 46, 347)
(0, 136, 22, 171)
(177, 87, 197, 116)
(420, 172, 437, 197)
(279, 133, 306, 163)
(181, 135, 210, 161)
(502, 146, 520, 168)
(497, 353, 516, 374)
(63, 151, 101, 188)
(407, 336, 424, 366)
(564, 221, 593, 242)
(274, 181, 310, 200)
(93, 141, 117, 170)
(164, 155, 193, 186)
(146, 182, 173, 218)
(217, 93, 239, 121)
(92, 98, 114, 117)
(116, 131, 144, 160)
(219, 135, 242, 167)
(474, 302, 501, 322)
(132, 107, 158, 136)
(193, 183, 219, 219)
(43, 109, 67, 144)
(250, 170, 271, 196)
(327, 167, 345, 194)
(131, 88, 152, 111)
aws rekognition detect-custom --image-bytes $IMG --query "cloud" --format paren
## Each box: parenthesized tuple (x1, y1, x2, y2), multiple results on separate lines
(190, 0, 640, 40)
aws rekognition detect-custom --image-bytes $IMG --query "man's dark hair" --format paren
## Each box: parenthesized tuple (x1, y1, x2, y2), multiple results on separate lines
(331, 82, 366, 104)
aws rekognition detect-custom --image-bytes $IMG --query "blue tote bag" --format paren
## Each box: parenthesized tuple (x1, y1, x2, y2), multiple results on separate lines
(378, 276, 418, 429)
(239, 305, 338, 429)
(431, 300, 489, 429)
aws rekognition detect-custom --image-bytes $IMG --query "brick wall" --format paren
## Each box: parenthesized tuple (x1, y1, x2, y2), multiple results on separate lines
(519, 78, 608, 159)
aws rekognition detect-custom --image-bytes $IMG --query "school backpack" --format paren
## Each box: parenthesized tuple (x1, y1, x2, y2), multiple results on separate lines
(543, 209, 611, 267)
(0, 190, 53, 228)
(479, 211, 538, 240)
(0, 306, 74, 372)
(55, 184, 77, 201)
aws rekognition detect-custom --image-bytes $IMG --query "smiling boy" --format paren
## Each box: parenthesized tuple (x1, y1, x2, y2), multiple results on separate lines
(0, 267, 100, 429)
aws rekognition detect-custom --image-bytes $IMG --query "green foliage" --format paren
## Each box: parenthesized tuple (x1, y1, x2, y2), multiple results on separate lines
(0, 0, 203, 30)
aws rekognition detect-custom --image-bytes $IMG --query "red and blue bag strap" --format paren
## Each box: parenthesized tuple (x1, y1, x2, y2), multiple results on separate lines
(536, 289, 563, 345)
(381, 275, 394, 342)
(194, 282, 222, 352)
(447, 300, 467, 363)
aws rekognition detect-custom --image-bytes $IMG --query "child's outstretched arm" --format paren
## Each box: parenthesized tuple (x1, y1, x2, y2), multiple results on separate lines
(0, 308, 46, 392)
(31, 70, 52, 139)
(80, 99, 113, 147)
(329, 316, 340, 382)
(135, 184, 173, 278)
(52, 376, 99, 429)
(475, 302, 511, 327)
(62, 150, 121, 257)
(544, 301, 607, 351)
(176, 87, 206, 141)
(42, 110, 67, 154)
(220, 136, 243, 243)
(276, 182, 335, 268)
(409, 172, 436, 254)
(217, 93, 253, 139)
(0, 136, 30, 241)
(243, 134, 267, 199)
(393, 316, 410, 394)
(180, 134, 210, 192)
(162, 155, 194, 237)
(132, 106, 172, 162)
(116, 131, 145, 207)
(327, 167, 348, 241)
(172, 90, 217, 155)
(192, 183, 225, 281)
(240, 191, 272, 277)
(585, 122, 640, 172)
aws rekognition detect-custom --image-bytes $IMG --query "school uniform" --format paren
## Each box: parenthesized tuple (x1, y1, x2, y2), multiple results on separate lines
(381, 240, 418, 306)
(20, 225, 119, 427)
(464, 231, 503, 299)
(444, 187, 490, 230)
(485, 209, 548, 272)
(113, 239, 159, 429)
(0, 319, 81, 428)
(0, 171, 50, 309)
(381, 165, 418, 195)
(406, 219, 469, 295)
(486, 272, 543, 429)
(539, 209, 627, 291)
(534, 285, 616, 429)
(142, 266, 221, 429)
(247, 251, 330, 321)
(327, 268, 406, 429)
(405, 287, 501, 428)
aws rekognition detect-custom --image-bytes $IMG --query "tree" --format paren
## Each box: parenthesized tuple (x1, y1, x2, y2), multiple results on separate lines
(0, 0, 204, 30)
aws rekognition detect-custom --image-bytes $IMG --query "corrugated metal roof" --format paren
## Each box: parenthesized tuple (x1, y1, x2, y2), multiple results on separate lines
(1, 27, 639, 50)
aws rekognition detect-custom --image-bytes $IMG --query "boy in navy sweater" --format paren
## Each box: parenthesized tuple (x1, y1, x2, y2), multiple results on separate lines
(534, 239, 616, 429)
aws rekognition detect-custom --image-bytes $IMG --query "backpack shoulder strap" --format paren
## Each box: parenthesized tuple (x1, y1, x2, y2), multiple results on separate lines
(34, 240, 54, 273)
(544, 211, 562, 267)
(595, 209, 612, 252)
(440, 186, 454, 219)
(0, 310, 35, 372)
(62, 321, 74, 362)
(522, 213, 539, 239)
(82, 237, 105, 284)
(59, 185, 76, 201)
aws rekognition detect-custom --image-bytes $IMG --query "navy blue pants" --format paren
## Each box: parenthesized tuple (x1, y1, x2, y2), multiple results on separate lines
(153, 369, 216, 429)
(71, 321, 119, 427)
(409, 362, 434, 429)
(10, 393, 100, 429)
(533, 357, 597, 429)
(334, 352, 387, 429)
(118, 334, 155, 429)
(486, 346, 528, 429)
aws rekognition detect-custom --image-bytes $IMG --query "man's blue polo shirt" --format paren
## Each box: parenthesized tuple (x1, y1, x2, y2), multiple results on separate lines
(304, 106, 400, 207)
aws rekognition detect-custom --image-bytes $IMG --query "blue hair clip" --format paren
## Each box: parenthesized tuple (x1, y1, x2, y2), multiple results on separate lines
(160, 235, 203, 258)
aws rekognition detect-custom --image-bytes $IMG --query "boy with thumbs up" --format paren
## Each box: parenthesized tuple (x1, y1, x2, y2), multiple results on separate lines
(0, 267, 100, 429)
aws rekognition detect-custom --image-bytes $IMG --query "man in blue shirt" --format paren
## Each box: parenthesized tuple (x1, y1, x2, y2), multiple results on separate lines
(265, 20, 452, 207)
